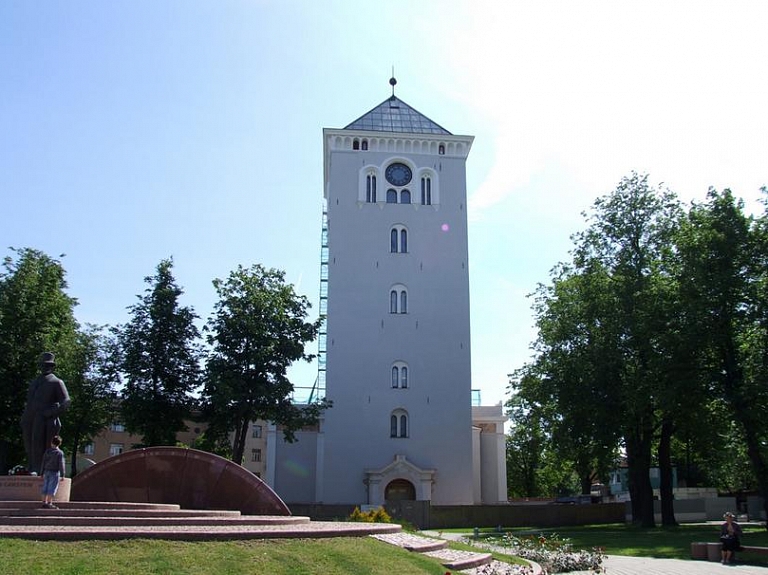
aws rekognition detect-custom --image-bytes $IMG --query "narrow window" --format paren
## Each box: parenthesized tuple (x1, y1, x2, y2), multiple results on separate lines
(390, 415, 398, 437)
(387, 189, 397, 203)
(400, 291, 408, 314)
(366, 174, 377, 203)
(438, 144, 445, 155)
(353, 139, 360, 150)
(361, 140, 368, 150)
(400, 414, 408, 437)
(390, 229, 398, 253)
(401, 366, 408, 388)
(400, 229, 407, 253)
(392, 366, 399, 388)
(401, 189, 411, 204)
(390, 290, 398, 313)
(421, 176, 432, 205)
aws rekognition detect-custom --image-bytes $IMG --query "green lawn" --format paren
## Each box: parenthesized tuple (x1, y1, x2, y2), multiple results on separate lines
(469, 523, 768, 564)
(0, 538, 455, 575)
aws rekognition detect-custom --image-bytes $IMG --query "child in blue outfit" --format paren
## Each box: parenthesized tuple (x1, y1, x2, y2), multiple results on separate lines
(40, 435, 65, 509)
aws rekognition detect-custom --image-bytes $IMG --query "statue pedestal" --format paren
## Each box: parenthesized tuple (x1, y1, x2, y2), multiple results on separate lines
(0, 476, 71, 502)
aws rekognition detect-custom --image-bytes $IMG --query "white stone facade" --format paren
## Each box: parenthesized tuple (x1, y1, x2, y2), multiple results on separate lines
(269, 95, 506, 506)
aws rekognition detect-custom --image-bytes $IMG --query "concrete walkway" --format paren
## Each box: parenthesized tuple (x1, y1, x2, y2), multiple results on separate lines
(579, 555, 768, 574)
(421, 531, 768, 574)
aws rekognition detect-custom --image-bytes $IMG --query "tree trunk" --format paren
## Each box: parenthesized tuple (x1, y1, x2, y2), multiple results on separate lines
(658, 418, 677, 526)
(231, 418, 248, 465)
(626, 425, 655, 527)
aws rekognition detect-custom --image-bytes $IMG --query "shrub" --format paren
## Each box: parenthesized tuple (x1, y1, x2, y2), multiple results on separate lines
(347, 506, 391, 523)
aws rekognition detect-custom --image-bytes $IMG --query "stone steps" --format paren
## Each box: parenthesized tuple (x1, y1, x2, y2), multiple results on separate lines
(0, 501, 400, 541)
(371, 532, 494, 571)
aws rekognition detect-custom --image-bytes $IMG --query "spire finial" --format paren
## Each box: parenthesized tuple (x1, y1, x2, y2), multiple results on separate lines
(389, 66, 397, 98)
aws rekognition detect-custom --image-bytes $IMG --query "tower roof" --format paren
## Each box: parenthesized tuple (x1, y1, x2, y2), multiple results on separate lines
(344, 95, 452, 135)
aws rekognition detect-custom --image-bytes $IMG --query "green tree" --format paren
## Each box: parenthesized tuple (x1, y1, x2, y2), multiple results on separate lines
(202, 264, 330, 465)
(0, 248, 79, 474)
(677, 189, 768, 527)
(527, 262, 623, 495)
(62, 325, 118, 476)
(115, 258, 202, 447)
(573, 173, 682, 527)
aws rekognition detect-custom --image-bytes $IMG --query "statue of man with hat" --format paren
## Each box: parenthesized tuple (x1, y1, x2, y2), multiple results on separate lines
(20, 352, 71, 474)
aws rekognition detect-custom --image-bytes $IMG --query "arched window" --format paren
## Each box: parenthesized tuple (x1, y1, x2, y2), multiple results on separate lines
(400, 189, 411, 204)
(421, 176, 432, 205)
(391, 362, 409, 389)
(353, 139, 360, 150)
(390, 285, 408, 314)
(390, 410, 409, 438)
(390, 225, 408, 253)
(438, 143, 445, 155)
(366, 174, 377, 203)
(386, 189, 397, 204)
(361, 139, 368, 150)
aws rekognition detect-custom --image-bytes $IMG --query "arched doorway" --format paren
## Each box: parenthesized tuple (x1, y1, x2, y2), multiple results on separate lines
(385, 478, 416, 501)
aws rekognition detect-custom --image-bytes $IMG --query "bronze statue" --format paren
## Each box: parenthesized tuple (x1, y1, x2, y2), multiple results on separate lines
(20, 352, 71, 473)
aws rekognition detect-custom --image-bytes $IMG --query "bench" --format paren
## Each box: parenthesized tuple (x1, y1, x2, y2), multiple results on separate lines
(741, 545, 768, 556)
(691, 542, 768, 561)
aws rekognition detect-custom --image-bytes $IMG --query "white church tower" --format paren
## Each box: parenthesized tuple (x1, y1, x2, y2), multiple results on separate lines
(316, 80, 476, 505)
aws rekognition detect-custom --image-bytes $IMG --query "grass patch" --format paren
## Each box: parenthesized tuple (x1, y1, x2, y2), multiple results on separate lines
(0, 538, 453, 575)
(468, 523, 768, 564)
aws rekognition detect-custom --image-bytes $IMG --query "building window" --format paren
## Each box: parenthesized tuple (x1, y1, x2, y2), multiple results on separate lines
(110, 422, 125, 432)
(252, 425, 262, 439)
(400, 190, 411, 204)
(361, 139, 368, 150)
(389, 285, 408, 314)
(252, 448, 262, 463)
(438, 143, 445, 155)
(391, 362, 409, 388)
(421, 176, 432, 205)
(390, 410, 409, 438)
(390, 226, 408, 253)
(109, 443, 124, 457)
(82, 443, 94, 455)
(366, 174, 377, 203)
(386, 189, 397, 203)
(353, 139, 360, 150)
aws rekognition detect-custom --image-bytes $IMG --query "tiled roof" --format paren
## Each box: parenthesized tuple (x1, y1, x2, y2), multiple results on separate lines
(344, 96, 451, 135)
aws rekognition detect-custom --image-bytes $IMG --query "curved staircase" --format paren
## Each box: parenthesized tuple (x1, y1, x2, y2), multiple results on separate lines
(0, 501, 400, 541)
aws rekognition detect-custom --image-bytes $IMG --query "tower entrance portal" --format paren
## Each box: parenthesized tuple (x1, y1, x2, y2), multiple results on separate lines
(385, 478, 416, 501)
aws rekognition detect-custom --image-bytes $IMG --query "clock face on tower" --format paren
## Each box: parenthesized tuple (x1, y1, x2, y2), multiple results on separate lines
(385, 163, 412, 187)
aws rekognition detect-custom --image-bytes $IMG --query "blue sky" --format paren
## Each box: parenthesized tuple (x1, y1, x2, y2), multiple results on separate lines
(2, 1, 767, 409)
